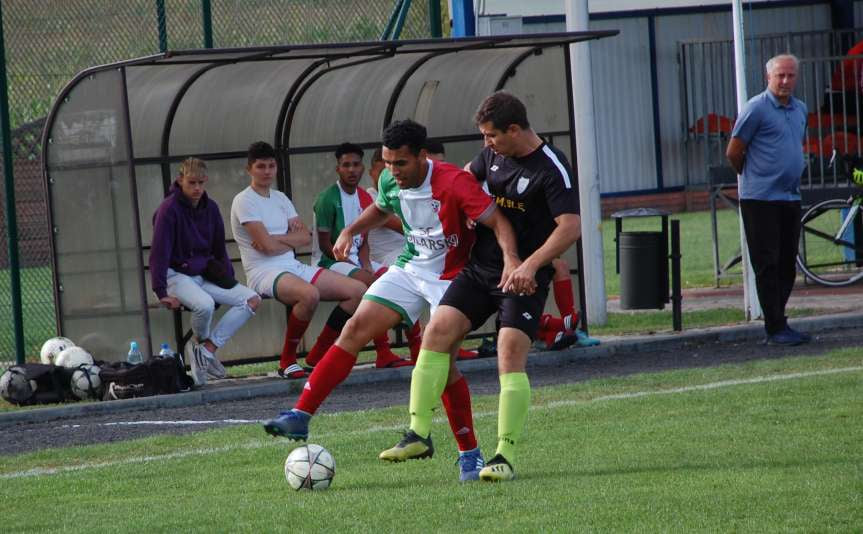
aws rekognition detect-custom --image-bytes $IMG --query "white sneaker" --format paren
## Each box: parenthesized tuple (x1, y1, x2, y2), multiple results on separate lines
(202, 345, 226, 379)
(188, 343, 208, 386)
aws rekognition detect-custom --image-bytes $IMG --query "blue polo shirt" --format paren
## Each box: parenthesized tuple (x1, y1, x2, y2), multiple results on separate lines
(731, 89, 807, 201)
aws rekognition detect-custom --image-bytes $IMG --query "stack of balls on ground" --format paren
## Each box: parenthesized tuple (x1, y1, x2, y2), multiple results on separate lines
(0, 337, 103, 405)
(284, 444, 336, 491)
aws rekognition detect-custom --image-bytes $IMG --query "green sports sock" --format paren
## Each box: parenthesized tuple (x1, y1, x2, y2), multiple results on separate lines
(408, 349, 451, 438)
(495, 372, 531, 463)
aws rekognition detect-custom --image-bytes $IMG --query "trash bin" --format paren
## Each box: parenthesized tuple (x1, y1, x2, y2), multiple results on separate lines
(619, 231, 664, 309)
(612, 208, 670, 310)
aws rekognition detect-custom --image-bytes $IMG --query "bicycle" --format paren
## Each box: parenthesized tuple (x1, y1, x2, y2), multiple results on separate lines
(796, 155, 863, 286)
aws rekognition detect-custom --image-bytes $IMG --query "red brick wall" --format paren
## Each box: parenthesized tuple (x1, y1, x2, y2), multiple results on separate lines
(600, 188, 738, 218)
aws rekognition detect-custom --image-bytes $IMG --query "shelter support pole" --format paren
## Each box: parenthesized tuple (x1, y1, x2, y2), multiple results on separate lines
(0, 2, 25, 363)
(428, 0, 442, 38)
(202, 0, 213, 48)
(451, 0, 475, 37)
(119, 67, 153, 358)
(565, 0, 607, 326)
(731, 0, 762, 321)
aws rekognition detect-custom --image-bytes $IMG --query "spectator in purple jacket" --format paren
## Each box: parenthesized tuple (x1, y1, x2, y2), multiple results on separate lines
(149, 158, 261, 386)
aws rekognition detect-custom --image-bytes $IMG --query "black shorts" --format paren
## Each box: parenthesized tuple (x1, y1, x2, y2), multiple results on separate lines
(439, 263, 553, 340)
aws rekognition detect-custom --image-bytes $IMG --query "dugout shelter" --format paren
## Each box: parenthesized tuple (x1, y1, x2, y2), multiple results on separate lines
(42, 30, 617, 361)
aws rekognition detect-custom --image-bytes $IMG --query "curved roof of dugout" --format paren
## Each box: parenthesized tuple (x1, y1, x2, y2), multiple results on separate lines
(41, 30, 618, 360)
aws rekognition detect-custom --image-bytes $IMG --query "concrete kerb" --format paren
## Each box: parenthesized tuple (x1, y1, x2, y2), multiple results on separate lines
(2, 310, 861, 428)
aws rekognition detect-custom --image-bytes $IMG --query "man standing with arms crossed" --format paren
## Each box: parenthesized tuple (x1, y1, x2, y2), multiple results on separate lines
(380, 91, 582, 482)
(263, 119, 521, 481)
(726, 54, 810, 346)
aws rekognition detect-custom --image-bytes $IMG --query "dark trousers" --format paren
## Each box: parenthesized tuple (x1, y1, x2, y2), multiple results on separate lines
(740, 199, 802, 335)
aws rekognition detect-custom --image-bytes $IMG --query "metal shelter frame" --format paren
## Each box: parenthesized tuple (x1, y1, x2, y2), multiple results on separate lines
(41, 30, 617, 361)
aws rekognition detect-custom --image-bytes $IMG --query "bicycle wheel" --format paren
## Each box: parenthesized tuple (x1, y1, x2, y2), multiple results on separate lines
(797, 198, 863, 286)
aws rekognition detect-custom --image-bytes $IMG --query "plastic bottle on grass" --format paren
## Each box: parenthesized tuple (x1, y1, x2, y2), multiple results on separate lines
(127, 341, 144, 365)
(158, 343, 173, 358)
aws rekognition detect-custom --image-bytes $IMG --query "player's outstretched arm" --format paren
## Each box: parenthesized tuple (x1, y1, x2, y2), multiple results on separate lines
(518, 213, 582, 285)
(478, 209, 528, 294)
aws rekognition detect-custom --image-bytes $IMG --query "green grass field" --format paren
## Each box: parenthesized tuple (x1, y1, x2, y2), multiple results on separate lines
(1, 350, 860, 532)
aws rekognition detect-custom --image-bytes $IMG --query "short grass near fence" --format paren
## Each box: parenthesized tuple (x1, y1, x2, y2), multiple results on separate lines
(1, 350, 860, 532)
(602, 208, 744, 296)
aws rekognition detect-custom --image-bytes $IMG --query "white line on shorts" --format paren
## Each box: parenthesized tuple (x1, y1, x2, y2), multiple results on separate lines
(3, 365, 860, 480)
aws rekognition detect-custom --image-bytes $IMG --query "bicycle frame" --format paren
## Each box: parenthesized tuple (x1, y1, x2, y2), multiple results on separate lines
(834, 195, 863, 244)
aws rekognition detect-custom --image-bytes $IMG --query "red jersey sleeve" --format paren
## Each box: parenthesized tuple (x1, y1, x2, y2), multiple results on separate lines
(357, 187, 374, 209)
(453, 169, 495, 223)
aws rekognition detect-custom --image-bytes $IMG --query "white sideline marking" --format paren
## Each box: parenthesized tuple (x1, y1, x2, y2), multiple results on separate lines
(61, 419, 264, 428)
(3, 366, 860, 480)
(545, 366, 863, 408)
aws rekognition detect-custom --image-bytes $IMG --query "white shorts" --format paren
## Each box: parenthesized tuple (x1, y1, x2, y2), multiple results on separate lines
(371, 248, 402, 267)
(245, 260, 324, 299)
(327, 260, 385, 278)
(363, 265, 450, 326)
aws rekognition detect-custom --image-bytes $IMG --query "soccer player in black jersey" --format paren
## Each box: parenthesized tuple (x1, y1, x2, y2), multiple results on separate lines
(380, 91, 581, 481)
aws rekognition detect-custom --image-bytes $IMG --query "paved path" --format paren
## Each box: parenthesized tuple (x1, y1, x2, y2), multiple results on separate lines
(608, 282, 862, 313)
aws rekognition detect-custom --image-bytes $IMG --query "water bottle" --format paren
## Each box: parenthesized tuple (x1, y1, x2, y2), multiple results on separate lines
(127, 341, 144, 365)
(158, 343, 173, 358)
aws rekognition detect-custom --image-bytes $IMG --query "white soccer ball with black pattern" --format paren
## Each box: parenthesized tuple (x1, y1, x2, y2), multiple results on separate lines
(284, 444, 335, 491)
(70, 364, 102, 400)
(40, 337, 75, 365)
(0, 367, 37, 405)
(54, 346, 94, 369)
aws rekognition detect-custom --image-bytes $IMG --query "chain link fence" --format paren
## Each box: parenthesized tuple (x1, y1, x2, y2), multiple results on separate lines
(0, 0, 441, 361)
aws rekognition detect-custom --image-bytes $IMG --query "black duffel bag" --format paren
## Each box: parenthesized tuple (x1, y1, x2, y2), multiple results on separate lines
(99, 355, 192, 400)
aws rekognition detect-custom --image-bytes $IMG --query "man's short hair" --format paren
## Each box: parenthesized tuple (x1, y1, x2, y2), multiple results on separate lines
(424, 138, 445, 156)
(474, 91, 530, 131)
(247, 141, 276, 166)
(765, 53, 799, 74)
(335, 142, 364, 161)
(371, 147, 383, 164)
(382, 119, 427, 156)
(179, 157, 207, 178)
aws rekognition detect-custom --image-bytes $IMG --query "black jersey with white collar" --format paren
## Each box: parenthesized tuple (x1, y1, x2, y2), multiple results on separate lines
(468, 142, 579, 274)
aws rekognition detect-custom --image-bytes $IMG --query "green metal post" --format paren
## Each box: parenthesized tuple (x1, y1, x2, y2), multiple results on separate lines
(156, 0, 168, 52)
(392, 0, 413, 40)
(381, 0, 404, 40)
(202, 0, 213, 48)
(428, 0, 442, 38)
(0, 2, 26, 364)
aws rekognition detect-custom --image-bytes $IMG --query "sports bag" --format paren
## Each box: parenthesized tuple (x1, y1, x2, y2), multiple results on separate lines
(99, 355, 192, 400)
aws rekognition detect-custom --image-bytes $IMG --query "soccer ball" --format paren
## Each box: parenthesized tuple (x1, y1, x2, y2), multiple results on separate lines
(40, 336, 75, 365)
(70, 364, 102, 400)
(284, 444, 335, 491)
(54, 346, 94, 369)
(0, 367, 37, 405)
